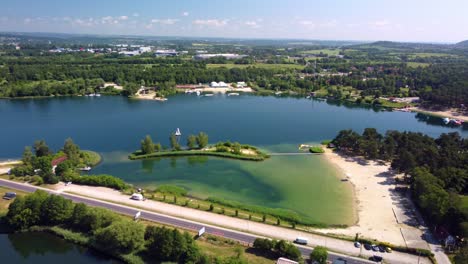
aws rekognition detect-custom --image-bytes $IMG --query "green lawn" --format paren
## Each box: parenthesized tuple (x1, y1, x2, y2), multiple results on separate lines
(207, 63, 304, 70)
(0, 186, 28, 215)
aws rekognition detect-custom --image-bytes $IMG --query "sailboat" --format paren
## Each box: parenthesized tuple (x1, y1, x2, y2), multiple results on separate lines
(442, 117, 450, 124)
(175, 128, 181, 136)
(196, 90, 201, 96)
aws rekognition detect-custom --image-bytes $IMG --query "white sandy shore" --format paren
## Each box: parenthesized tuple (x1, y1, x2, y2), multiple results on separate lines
(0, 160, 21, 174)
(199, 87, 253, 93)
(317, 149, 427, 249)
(409, 107, 468, 122)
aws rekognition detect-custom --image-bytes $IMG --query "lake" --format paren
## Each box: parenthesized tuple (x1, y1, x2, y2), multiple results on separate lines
(1, 94, 466, 225)
(0, 232, 117, 263)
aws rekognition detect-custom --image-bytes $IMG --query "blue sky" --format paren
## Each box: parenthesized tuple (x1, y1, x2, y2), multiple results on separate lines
(1, 0, 467, 42)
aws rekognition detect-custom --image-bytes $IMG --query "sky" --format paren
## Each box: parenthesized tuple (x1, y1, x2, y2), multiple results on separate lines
(0, 0, 467, 43)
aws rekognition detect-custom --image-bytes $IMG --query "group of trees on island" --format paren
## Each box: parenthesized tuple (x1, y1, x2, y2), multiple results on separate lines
(5, 190, 209, 263)
(9, 138, 127, 189)
(140, 132, 209, 155)
(332, 129, 468, 248)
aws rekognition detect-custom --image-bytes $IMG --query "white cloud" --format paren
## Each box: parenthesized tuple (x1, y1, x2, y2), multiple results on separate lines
(371, 20, 390, 27)
(193, 19, 228, 27)
(118, 16, 128, 21)
(182, 11, 189, 17)
(150, 18, 179, 25)
(24, 18, 32, 24)
(101, 16, 113, 24)
(132, 13, 139, 17)
(245, 21, 261, 29)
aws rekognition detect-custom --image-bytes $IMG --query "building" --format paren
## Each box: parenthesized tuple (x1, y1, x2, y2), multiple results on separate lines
(210, 81, 229, 88)
(236, 82, 247, 87)
(193, 53, 247, 60)
(139, 46, 152, 53)
(276, 257, 298, 264)
(154, 49, 179, 57)
(119, 50, 140, 56)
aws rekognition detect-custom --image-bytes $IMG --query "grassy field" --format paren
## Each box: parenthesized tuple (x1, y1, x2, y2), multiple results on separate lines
(0, 186, 28, 215)
(207, 63, 305, 70)
(300, 49, 341, 56)
(407, 62, 430, 68)
(408, 52, 457, 59)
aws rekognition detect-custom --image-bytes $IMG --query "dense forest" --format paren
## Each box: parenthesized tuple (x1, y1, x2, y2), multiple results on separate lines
(332, 129, 468, 261)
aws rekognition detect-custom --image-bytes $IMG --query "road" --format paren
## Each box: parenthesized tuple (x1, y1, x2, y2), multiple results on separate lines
(0, 179, 397, 264)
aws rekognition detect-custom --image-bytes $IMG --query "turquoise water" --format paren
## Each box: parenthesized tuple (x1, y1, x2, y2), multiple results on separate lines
(1, 94, 466, 224)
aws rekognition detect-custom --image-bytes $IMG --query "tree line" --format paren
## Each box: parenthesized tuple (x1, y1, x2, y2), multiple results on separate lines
(332, 129, 468, 260)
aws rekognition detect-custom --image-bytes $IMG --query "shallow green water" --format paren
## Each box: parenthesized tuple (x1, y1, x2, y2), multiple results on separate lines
(1, 94, 466, 225)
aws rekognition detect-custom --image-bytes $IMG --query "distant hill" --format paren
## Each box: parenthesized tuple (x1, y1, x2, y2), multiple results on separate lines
(455, 40, 468, 47)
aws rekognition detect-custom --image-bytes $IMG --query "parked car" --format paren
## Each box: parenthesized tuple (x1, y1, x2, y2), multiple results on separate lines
(369, 255, 383, 262)
(371, 245, 380, 251)
(385, 247, 392, 253)
(354, 242, 361, 248)
(3, 192, 16, 200)
(364, 243, 372, 250)
(379, 246, 386, 253)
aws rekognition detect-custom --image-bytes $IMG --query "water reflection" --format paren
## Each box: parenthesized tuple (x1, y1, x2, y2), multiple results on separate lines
(415, 113, 467, 130)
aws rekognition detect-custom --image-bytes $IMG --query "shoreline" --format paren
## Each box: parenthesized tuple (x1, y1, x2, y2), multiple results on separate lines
(318, 148, 428, 248)
(409, 106, 468, 122)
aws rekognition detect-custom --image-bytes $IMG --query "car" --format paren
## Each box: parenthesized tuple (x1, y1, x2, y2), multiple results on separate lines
(3, 192, 16, 200)
(364, 243, 372, 250)
(371, 245, 380, 251)
(369, 255, 383, 262)
(379, 246, 386, 253)
(354, 242, 361, 248)
(385, 247, 392, 253)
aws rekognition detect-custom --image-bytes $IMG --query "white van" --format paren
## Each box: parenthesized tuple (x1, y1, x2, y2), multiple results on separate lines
(294, 237, 308, 245)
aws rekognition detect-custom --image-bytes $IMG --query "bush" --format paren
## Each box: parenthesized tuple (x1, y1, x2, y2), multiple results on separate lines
(92, 220, 145, 254)
(66, 174, 129, 190)
(310, 246, 328, 264)
(253, 238, 275, 251)
(309, 146, 325, 153)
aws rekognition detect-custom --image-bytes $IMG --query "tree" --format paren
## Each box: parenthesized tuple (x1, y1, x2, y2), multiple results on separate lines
(187, 134, 197, 149)
(196, 132, 209, 149)
(310, 246, 328, 264)
(92, 220, 145, 254)
(22, 146, 33, 165)
(34, 140, 52, 157)
(140, 135, 155, 154)
(232, 142, 242, 155)
(170, 133, 181, 151)
(253, 238, 274, 251)
(63, 138, 80, 164)
(40, 194, 74, 225)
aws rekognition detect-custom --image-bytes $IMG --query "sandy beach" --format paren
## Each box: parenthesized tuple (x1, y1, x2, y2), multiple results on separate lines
(0, 160, 21, 175)
(317, 148, 428, 249)
(409, 107, 468, 122)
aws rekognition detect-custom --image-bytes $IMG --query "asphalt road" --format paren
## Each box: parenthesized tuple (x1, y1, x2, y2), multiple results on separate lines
(1, 179, 374, 264)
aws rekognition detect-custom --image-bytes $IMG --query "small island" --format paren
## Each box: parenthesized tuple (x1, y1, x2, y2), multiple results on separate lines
(129, 132, 270, 161)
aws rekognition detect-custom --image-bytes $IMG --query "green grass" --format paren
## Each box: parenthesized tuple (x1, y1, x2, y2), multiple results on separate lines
(407, 52, 457, 59)
(407, 62, 430, 68)
(0, 186, 28, 215)
(300, 49, 341, 56)
(206, 63, 304, 70)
